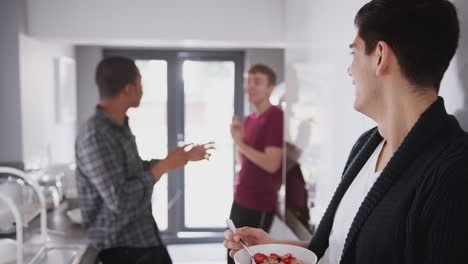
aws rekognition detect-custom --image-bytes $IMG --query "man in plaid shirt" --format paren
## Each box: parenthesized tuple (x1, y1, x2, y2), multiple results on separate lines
(76, 57, 213, 264)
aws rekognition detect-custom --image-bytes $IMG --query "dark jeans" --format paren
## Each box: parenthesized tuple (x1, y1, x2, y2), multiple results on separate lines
(99, 245, 172, 264)
(227, 201, 274, 264)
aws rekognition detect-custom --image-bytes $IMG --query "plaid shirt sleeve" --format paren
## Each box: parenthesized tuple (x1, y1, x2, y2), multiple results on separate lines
(142, 159, 160, 171)
(76, 130, 155, 217)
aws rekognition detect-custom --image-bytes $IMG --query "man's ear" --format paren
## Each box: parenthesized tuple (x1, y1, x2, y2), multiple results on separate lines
(268, 83, 275, 93)
(122, 83, 133, 95)
(375, 40, 392, 77)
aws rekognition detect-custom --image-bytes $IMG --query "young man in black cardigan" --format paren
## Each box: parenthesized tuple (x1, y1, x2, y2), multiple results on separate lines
(225, 0, 468, 263)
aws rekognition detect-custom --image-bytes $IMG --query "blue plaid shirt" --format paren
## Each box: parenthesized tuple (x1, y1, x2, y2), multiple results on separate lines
(75, 107, 161, 249)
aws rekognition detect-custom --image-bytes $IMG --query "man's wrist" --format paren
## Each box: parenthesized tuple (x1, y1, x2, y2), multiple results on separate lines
(151, 159, 169, 180)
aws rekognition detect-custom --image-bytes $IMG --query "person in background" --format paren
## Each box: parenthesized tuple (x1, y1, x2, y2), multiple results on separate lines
(285, 142, 310, 230)
(228, 64, 284, 264)
(76, 56, 213, 264)
(225, 0, 468, 263)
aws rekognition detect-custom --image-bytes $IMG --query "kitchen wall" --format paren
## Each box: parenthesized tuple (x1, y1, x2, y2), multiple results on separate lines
(0, 0, 25, 167)
(284, 0, 371, 225)
(284, 0, 468, 226)
(0, 0, 77, 168)
(19, 34, 76, 166)
(26, 0, 284, 48)
(76, 46, 102, 129)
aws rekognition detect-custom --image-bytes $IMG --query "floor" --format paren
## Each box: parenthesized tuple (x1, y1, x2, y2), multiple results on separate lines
(167, 243, 227, 264)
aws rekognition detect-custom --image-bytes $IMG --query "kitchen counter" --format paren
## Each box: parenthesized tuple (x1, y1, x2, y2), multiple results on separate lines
(0, 199, 99, 264)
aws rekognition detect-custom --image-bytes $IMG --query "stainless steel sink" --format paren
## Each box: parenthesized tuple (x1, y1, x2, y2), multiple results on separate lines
(29, 245, 87, 264)
(0, 167, 91, 264)
(0, 244, 86, 264)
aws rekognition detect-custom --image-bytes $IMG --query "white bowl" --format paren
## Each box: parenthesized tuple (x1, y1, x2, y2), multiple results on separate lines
(234, 244, 317, 264)
(66, 208, 83, 225)
(0, 239, 17, 264)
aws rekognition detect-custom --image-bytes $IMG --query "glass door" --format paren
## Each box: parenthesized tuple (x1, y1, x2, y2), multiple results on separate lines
(127, 59, 169, 231)
(183, 60, 236, 229)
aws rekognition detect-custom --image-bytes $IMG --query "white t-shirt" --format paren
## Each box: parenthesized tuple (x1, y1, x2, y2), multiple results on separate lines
(318, 140, 385, 264)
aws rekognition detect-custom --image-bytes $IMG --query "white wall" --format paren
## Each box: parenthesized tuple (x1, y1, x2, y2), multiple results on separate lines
(284, 0, 372, 225)
(0, 0, 77, 168)
(76, 46, 101, 128)
(0, 0, 25, 167)
(19, 34, 76, 166)
(284, 0, 468, 226)
(27, 0, 285, 48)
(444, 0, 468, 131)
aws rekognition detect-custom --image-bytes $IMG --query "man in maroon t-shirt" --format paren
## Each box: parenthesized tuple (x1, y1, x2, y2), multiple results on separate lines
(228, 64, 284, 264)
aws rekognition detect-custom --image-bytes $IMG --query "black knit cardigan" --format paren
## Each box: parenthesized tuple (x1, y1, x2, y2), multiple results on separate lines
(308, 97, 468, 264)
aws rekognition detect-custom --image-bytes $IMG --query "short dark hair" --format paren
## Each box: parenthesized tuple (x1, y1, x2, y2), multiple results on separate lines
(248, 64, 277, 86)
(95, 56, 139, 98)
(355, 0, 459, 92)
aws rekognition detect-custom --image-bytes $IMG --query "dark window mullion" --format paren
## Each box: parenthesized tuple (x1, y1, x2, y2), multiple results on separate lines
(174, 56, 186, 233)
(167, 52, 181, 235)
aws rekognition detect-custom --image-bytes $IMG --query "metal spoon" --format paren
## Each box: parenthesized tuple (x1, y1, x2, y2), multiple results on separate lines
(226, 219, 256, 264)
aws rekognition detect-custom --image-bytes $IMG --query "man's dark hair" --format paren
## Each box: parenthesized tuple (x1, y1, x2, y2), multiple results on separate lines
(95, 56, 139, 98)
(248, 64, 277, 86)
(355, 0, 459, 92)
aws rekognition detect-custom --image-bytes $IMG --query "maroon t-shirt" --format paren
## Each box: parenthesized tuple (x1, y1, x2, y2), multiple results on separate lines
(234, 105, 284, 212)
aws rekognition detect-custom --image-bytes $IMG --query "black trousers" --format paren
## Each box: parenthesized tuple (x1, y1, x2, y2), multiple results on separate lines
(99, 245, 172, 264)
(227, 201, 274, 264)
